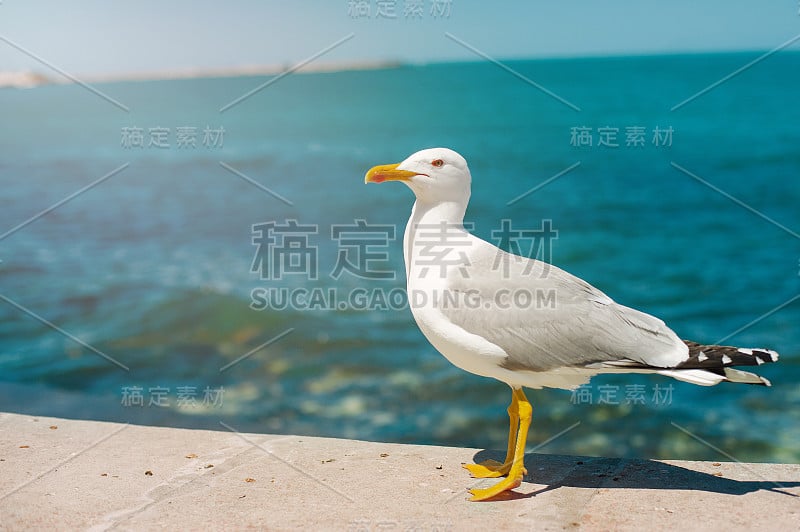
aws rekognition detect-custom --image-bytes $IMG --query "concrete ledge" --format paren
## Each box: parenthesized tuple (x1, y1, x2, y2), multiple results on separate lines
(1, 412, 798, 530)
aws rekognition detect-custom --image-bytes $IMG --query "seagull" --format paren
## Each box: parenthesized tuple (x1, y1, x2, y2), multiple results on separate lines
(364, 147, 780, 501)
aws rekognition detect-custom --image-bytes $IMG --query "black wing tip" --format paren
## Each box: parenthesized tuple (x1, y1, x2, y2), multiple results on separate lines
(681, 341, 779, 370)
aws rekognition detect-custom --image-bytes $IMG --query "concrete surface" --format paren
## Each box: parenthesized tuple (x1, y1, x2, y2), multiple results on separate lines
(0, 412, 798, 531)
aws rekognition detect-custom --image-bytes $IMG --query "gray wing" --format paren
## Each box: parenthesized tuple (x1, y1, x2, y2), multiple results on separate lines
(441, 237, 688, 372)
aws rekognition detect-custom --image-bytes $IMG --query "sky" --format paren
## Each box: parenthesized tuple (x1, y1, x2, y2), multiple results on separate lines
(0, 1, 799, 77)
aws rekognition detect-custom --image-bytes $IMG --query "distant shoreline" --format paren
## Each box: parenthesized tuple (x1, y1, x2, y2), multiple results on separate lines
(2, 49, 798, 89)
(0, 60, 404, 88)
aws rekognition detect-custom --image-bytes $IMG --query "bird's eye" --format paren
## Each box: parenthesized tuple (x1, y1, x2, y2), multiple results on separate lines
(431, 159, 444, 167)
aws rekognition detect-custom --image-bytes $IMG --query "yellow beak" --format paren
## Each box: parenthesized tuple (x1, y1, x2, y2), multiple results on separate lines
(364, 163, 417, 184)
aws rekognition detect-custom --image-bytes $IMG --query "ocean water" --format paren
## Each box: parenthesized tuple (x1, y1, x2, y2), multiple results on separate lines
(1, 53, 798, 463)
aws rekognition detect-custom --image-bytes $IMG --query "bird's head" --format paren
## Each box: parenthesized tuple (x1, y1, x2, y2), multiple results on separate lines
(365, 147, 471, 204)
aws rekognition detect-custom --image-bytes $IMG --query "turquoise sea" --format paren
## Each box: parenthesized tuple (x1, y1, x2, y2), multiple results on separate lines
(1, 53, 798, 462)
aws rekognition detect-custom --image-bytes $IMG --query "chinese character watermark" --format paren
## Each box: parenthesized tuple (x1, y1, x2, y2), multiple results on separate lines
(249, 286, 557, 313)
(569, 126, 673, 148)
(121, 386, 225, 407)
(347, 0, 453, 19)
(121, 125, 225, 149)
(347, 517, 453, 531)
(491, 219, 557, 279)
(331, 219, 396, 280)
(413, 221, 473, 280)
(249, 218, 561, 312)
(430, 0, 453, 18)
(251, 220, 319, 280)
(570, 383, 673, 406)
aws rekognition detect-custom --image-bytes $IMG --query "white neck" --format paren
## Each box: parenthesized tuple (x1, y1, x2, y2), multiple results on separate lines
(403, 198, 469, 283)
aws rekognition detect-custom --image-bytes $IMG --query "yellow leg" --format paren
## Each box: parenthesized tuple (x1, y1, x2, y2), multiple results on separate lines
(463, 389, 521, 478)
(468, 388, 531, 501)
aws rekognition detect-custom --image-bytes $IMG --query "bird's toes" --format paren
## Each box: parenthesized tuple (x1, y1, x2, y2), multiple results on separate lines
(462, 459, 510, 478)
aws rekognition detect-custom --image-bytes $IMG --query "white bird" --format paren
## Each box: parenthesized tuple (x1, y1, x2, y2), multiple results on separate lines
(365, 147, 780, 501)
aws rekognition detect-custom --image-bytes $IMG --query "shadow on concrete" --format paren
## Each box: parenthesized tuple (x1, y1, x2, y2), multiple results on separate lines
(471, 450, 800, 498)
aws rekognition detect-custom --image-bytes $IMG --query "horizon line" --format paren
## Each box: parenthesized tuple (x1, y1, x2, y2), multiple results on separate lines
(3, 48, 798, 88)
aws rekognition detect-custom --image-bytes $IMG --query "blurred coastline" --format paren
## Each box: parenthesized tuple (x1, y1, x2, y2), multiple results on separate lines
(0, 60, 403, 88)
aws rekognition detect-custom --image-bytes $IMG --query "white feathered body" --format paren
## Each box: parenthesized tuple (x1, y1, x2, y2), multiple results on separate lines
(365, 147, 777, 390)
